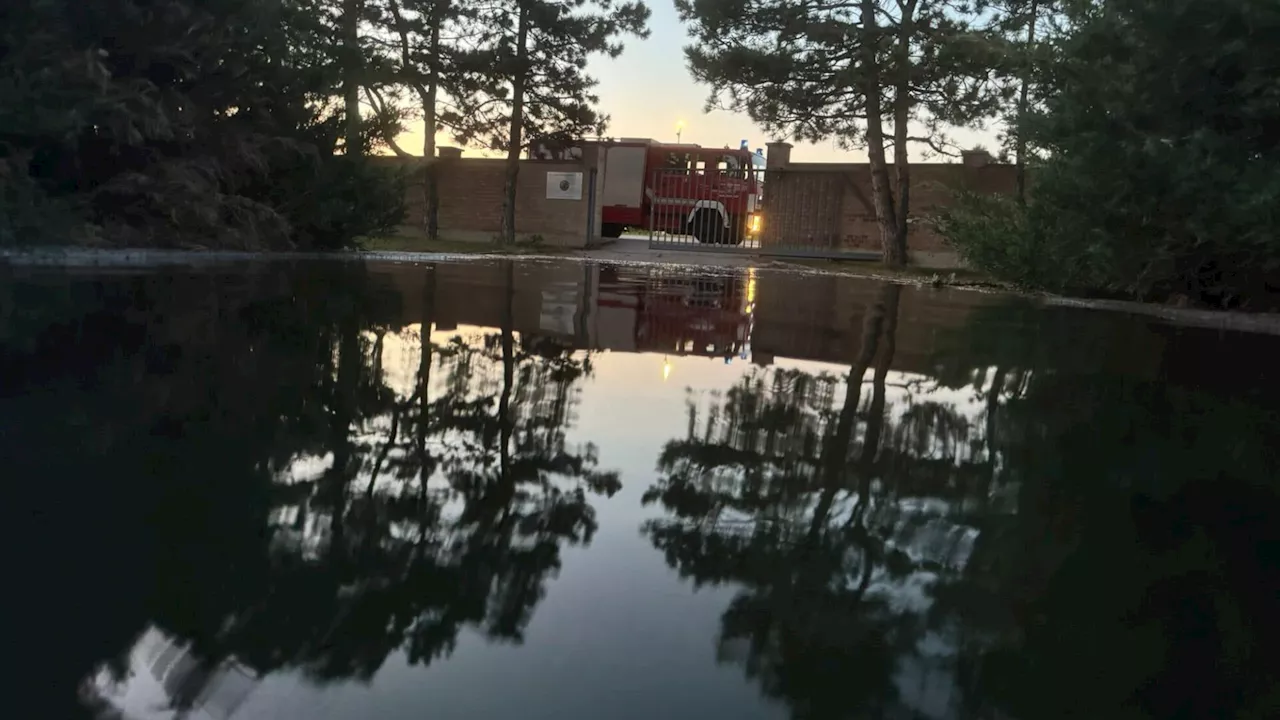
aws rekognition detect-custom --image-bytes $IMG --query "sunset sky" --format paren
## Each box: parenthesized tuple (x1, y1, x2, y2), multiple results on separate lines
(395, 3, 998, 162)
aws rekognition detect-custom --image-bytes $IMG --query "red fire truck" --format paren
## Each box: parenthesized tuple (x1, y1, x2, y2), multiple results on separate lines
(595, 266, 754, 358)
(533, 137, 765, 244)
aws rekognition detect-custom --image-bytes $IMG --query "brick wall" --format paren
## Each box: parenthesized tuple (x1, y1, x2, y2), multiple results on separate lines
(375, 261, 1002, 376)
(762, 144, 1017, 265)
(757, 171, 847, 250)
(385, 261, 592, 343)
(750, 271, 997, 375)
(385, 152, 601, 247)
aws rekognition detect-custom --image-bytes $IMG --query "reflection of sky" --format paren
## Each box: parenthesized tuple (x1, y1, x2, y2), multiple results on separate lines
(126, 314, 991, 719)
(299, 320, 991, 562)
(237, 336, 788, 720)
(371, 325, 986, 525)
(55, 258, 1280, 720)
(90, 627, 259, 720)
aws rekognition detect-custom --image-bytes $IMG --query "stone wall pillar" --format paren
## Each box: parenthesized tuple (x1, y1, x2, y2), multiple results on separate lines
(761, 142, 793, 248)
(765, 142, 793, 169)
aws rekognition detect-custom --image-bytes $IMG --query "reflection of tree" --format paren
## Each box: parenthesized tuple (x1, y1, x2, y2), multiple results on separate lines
(923, 303, 1280, 720)
(213, 261, 620, 683)
(644, 283, 994, 718)
(4, 260, 619, 716)
(651, 287, 1280, 720)
(6, 264, 396, 717)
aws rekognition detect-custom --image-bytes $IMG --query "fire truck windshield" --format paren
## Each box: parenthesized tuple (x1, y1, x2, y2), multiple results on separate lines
(716, 154, 748, 178)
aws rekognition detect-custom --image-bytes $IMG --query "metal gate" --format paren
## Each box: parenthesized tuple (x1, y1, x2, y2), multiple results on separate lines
(646, 167, 881, 260)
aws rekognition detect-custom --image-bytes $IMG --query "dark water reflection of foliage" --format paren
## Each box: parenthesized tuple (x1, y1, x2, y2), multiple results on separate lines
(642, 285, 1280, 720)
(6, 263, 1280, 720)
(3, 262, 617, 717)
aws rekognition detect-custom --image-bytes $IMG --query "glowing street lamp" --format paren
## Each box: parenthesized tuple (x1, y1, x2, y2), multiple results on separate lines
(676, 120, 686, 143)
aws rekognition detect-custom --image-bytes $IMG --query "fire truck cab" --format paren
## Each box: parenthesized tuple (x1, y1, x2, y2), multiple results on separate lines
(532, 137, 764, 244)
(599, 138, 763, 244)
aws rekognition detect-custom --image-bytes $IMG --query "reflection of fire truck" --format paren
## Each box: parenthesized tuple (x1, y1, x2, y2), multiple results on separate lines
(534, 138, 765, 244)
(597, 267, 756, 359)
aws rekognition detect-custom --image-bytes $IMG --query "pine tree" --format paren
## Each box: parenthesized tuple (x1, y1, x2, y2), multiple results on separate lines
(449, 0, 650, 245)
(371, 0, 472, 238)
(675, 0, 1002, 265)
(1026, 0, 1280, 303)
(306, 0, 404, 157)
(983, 0, 1066, 201)
(343, 0, 365, 154)
(939, 0, 1280, 307)
(0, 0, 404, 248)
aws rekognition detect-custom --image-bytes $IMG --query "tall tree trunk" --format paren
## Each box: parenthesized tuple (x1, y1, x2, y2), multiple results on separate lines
(980, 365, 1006, 506)
(859, 0, 901, 266)
(342, 0, 363, 155)
(1015, 0, 1039, 203)
(365, 402, 403, 499)
(847, 284, 898, 523)
(830, 292, 887, 467)
(499, 261, 515, 485)
(425, 2, 443, 240)
(326, 318, 362, 557)
(500, 4, 530, 246)
(842, 285, 900, 590)
(416, 266, 437, 506)
(860, 284, 900, 472)
(388, 0, 444, 237)
(810, 281, 897, 548)
(891, 0, 917, 265)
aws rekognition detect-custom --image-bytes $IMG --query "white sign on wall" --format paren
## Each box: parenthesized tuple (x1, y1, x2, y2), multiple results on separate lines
(545, 171, 584, 200)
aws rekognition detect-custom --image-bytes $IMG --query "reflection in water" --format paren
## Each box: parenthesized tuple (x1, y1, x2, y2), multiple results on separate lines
(642, 280, 1280, 720)
(225, 264, 618, 685)
(643, 283, 975, 718)
(4, 259, 1279, 719)
(82, 627, 260, 720)
(8, 261, 617, 718)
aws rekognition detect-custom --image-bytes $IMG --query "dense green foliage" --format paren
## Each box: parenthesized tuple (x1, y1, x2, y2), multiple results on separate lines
(675, 0, 1002, 148)
(940, 0, 1280, 307)
(675, 0, 1007, 264)
(642, 279, 1280, 719)
(449, 0, 650, 244)
(448, 1, 650, 155)
(8, 264, 1280, 717)
(0, 0, 405, 249)
(371, 0, 473, 239)
(361, 0, 652, 244)
(5, 262, 618, 715)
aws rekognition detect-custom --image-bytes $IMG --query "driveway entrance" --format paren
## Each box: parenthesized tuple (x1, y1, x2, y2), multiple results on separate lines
(646, 167, 880, 261)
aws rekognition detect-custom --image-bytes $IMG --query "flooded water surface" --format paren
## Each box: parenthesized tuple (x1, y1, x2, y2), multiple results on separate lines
(5, 259, 1279, 720)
